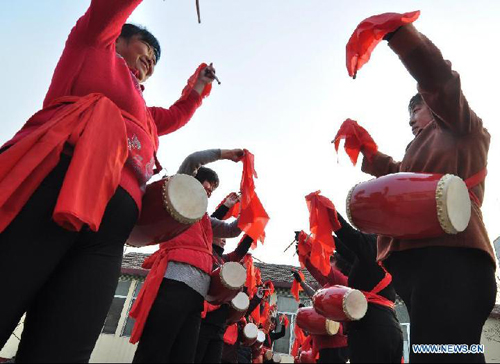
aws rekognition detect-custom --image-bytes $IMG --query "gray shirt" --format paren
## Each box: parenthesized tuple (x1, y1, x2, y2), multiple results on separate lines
(165, 149, 242, 298)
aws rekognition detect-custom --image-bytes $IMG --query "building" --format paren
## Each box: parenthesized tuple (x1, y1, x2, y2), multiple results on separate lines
(1, 252, 500, 362)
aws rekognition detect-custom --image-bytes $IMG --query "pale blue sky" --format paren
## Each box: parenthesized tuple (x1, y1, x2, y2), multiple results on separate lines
(2, 1, 500, 264)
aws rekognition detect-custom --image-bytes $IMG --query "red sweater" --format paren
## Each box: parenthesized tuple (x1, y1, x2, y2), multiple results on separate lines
(3, 0, 202, 210)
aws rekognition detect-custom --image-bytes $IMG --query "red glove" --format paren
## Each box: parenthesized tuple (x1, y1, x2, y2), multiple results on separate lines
(346, 11, 420, 78)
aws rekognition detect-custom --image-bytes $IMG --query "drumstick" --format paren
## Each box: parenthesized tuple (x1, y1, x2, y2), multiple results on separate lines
(283, 239, 297, 253)
(204, 66, 221, 85)
(196, 0, 201, 23)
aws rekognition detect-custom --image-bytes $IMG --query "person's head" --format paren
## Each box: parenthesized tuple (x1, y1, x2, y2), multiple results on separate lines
(213, 237, 226, 249)
(116, 24, 161, 84)
(408, 93, 433, 136)
(194, 167, 219, 198)
(298, 303, 305, 309)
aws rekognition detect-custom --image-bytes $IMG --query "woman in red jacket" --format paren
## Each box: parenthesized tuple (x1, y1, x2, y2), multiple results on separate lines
(0, 0, 214, 362)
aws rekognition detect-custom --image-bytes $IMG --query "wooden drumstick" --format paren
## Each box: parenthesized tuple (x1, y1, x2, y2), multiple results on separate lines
(196, 0, 201, 24)
(205, 66, 221, 85)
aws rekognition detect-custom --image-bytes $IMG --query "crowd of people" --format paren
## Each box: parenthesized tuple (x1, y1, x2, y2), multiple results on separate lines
(0, 0, 496, 363)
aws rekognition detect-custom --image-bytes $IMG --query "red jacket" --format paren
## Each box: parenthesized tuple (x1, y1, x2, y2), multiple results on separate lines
(129, 214, 213, 343)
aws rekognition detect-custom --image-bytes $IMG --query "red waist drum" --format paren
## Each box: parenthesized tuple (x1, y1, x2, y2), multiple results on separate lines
(206, 262, 247, 305)
(313, 285, 367, 322)
(240, 323, 259, 347)
(272, 353, 282, 363)
(127, 174, 208, 246)
(346, 173, 471, 239)
(227, 292, 250, 324)
(299, 350, 316, 363)
(252, 330, 266, 352)
(296, 307, 340, 336)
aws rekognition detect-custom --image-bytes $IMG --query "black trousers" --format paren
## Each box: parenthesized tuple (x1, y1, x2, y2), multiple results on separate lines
(133, 279, 204, 363)
(195, 323, 225, 363)
(0, 155, 138, 362)
(386, 247, 497, 363)
(348, 325, 403, 363)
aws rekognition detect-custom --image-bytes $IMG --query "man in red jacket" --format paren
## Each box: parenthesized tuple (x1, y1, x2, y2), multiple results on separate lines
(0, 1, 215, 362)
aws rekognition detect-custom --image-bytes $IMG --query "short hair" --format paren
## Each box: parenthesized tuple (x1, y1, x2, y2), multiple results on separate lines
(195, 167, 219, 188)
(120, 24, 161, 63)
(408, 93, 423, 113)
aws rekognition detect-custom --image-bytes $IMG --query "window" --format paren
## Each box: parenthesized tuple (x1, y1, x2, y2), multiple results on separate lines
(102, 280, 131, 335)
(122, 281, 144, 337)
(273, 312, 295, 355)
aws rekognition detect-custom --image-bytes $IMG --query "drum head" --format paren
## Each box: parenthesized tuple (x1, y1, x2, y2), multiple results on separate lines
(325, 319, 340, 336)
(344, 289, 368, 321)
(257, 330, 266, 344)
(273, 353, 282, 363)
(244, 323, 258, 339)
(232, 292, 250, 311)
(166, 174, 208, 223)
(221, 262, 247, 289)
(439, 175, 471, 234)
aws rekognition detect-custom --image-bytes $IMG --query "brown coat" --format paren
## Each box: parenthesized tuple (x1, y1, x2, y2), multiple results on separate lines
(361, 25, 494, 265)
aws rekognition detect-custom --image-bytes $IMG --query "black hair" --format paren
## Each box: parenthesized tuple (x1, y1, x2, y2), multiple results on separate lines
(408, 93, 423, 113)
(298, 303, 305, 308)
(120, 24, 161, 63)
(195, 167, 219, 188)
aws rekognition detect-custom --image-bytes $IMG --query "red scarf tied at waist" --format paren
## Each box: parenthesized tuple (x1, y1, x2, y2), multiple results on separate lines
(0, 93, 158, 233)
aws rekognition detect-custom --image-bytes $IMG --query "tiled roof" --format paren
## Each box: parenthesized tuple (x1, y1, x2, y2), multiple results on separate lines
(121, 252, 320, 290)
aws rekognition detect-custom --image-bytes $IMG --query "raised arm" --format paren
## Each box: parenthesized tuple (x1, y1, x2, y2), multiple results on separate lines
(335, 213, 377, 262)
(361, 151, 401, 177)
(211, 218, 242, 239)
(388, 24, 483, 135)
(69, 0, 142, 48)
(223, 235, 253, 263)
(177, 149, 243, 176)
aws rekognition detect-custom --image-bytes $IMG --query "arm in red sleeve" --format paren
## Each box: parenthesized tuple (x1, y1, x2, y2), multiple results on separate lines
(298, 280, 316, 298)
(361, 150, 401, 177)
(69, 0, 143, 48)
(388, 24, 483, 135)
(150, 90, 203, 136)
(223, 235, 253, 263)
(304, 257, 348, 287)
(304, 258, 330, 287)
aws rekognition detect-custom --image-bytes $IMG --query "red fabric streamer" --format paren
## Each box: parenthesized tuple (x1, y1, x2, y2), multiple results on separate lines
(291, 270, 305, 302)
(333, 118, 378, 165)
(291, 324, 307, 357)
(346, 11, 421, 78)
(305, 191, 341, 276)
(251, 303, 261, 324)
(179, 63, 212, 101)
(264, 281, 275, 298)
(215, 193, 241, 220)
(260, 301, 271, 326)
(237, 150, 270, 245)
(280, 314, 290, 328)
(243, 255, 257, 298)
(223, 323, 239, 345)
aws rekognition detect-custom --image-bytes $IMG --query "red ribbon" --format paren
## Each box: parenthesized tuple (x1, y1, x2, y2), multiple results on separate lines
(291, 270, 305, 302)
(178, 63, 212, 101)
(333, 119, 378, 165)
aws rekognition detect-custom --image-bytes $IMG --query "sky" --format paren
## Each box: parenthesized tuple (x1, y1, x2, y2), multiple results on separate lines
(2, 0, 500, 265)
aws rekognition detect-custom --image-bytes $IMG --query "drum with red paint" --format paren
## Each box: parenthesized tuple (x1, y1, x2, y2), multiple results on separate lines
(296, 307, 340, 336)
(240, 323, 259, 347)
(346, 173, 471, 239)
(206, 262, 246, 305)
(299, 350, 316, 363)
(313, 285, 367, 322)
(127, 174, 208, 246)
(227, 292, 250, 324)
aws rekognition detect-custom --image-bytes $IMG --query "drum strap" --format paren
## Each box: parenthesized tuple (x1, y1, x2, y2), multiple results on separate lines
(361, 262, 395, 310)
(465, 168, 487, 207)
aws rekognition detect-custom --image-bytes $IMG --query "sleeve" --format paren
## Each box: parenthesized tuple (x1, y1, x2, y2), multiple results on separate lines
(304, 258, 348, 287)
(299, 280, 316, 298)
(223, 235, 253, 262)
(361, 151, 401, 177)
(335, 213, 377, 262)
(388, 24, 483, 135)
(303, 258, 330, 287)
(211, 218, 242, 239)
(247, 294, 263, 316)
(334, 236, 356, 265)
(271, 326, 287, 341)
(149, 90, 203, 136)
(68, 0, 143, 48)
(177, 149, 221, 176)
(211, 204, 229, 220)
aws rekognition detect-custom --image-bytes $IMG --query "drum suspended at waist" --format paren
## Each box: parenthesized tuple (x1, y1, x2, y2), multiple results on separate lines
(206, 262, 247, 305)
(313, 285, 368, 322)
(127, 174, 208, 247)
(296, 307, 340, 336)
(346, 173, 471, 240)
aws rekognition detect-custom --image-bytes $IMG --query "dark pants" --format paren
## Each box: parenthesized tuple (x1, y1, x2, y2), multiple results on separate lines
(386, 247, 497, 363)
(133, 279, 204, 363)
(348, 326, 403, 363)
(195, 323, 225, 363)
(317, 347, 348, 363)
(0, 155, 138, 362)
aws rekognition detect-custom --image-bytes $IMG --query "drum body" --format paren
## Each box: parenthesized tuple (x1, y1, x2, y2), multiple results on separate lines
(313, 285, 367, 322)
(272, 353, 282, 363)
(346, 173, 471, 239)
(241, 323, 259, 347)
(227, 292, 250, 324)
(207, 262, 247, 305)
(127, 174, 208, 246)
(264, 350, 274, 361)
(296, 307, 340, 336)
(252, 331, 266, 352)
